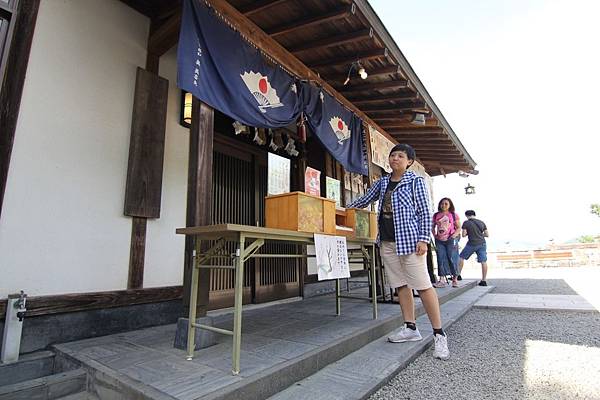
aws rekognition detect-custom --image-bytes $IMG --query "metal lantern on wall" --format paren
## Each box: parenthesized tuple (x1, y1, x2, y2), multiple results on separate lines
(464, 183, 476, 195)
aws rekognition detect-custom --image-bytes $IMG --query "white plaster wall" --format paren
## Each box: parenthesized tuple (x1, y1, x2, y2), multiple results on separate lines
(142, 47, 189, 288)
(0, 0, 149, 297)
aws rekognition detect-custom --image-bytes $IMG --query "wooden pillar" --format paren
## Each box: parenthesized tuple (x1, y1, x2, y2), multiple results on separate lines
(0, 0, 40, 220)
(124, 67, 168, 289)
(124, 17, 166, 289)
(182, 98, 214, 316)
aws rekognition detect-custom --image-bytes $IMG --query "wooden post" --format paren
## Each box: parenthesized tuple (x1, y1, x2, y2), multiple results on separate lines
(124, 67, 168, 289)
(0, 0, 40, 220)
(182, 98, 214, 316)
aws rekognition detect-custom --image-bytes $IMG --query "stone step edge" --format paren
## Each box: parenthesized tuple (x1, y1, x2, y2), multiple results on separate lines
(269, 285, 494, 400)
(53, 282, 476, 400)
(0, 368, 87, 400)
(0, 350, 56, 386)
(202, 281, 477, 400)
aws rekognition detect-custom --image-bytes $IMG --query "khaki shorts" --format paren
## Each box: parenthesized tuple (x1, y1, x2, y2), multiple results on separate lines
(380, 241, 432, 291)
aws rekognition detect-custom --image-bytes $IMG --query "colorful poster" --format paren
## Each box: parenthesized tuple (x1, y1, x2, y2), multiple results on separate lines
(325, 177, 341, 207)
(305, 167, 321, 197)
(267, 152, 290, 195)
(314, 234, 350, 281)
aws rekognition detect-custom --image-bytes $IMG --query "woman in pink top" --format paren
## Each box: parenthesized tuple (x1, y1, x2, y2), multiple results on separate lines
(432, 198, 461, 287)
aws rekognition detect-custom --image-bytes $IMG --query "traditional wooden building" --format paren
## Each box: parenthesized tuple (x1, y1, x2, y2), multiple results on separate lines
(0, 0, 475, 353)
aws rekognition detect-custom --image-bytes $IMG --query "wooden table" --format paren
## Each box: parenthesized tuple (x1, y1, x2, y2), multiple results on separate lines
(176, 224, 378, 375)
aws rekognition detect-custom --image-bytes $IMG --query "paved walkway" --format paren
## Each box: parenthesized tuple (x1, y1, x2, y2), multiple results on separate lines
(475, 293, 596, 311)
(369, 266, 600, 400)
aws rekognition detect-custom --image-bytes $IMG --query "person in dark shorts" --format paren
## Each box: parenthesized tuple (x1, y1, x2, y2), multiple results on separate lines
(458, 210, 489, 286)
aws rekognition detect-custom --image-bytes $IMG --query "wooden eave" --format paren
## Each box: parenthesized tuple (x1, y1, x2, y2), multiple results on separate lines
(122, 0, 476, 176)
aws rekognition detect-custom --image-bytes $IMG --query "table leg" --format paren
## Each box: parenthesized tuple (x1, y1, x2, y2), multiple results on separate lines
(370, 244, 378, 320)
(231, 233, 245, 375)
(335, 278, 341, 316)
(186, 243, 200, 360)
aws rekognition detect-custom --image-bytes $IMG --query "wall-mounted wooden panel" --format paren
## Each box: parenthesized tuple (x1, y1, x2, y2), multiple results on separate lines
(123, 67, 168, 218)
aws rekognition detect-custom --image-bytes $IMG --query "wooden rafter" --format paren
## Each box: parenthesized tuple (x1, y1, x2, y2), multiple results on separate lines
(352, 93, 419, 105)
(147, 9, 181, 57)
(339, 80, 409, 96)
(266, 4, 356, 38)
(323, 65, 404, 83)
(392, 138, 452, 146)
(417, 150, 461, 156)
(307, 48, 388, 69)
(361, 100, 426, 112)
(289, 28, 373, 53)
(386, 127, 443, 134)
(381, 123, 444, 136)
(377, 119, 439, 128)
(240, 0, 288, 16)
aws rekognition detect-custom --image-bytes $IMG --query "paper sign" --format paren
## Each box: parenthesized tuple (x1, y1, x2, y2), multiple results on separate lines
(267, 152, 290, 195)
(314, 234, 350, 280)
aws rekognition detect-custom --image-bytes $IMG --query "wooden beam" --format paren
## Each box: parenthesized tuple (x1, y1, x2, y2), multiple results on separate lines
(240, 0, 288, 16)
(340, 80, 409, 96)
(204, 0, 396, 146)
(289, 28, 373, 54)
(266, 4, 355, 38)
(323, 65, 403, 82)
(0, 286, 183, 319)
(418, 155, 466, 161)
(351, 92, 419, 105)
(147, 9, 181, 57)
(307, 47, 388, 69)
(361, 100, 426, 112)
(377, 119, 439, 128)
(0, 0, 40, 220)
(393, 139, 452, 146)
(416, 150, 461, 156)
(386, 127, 444, 134)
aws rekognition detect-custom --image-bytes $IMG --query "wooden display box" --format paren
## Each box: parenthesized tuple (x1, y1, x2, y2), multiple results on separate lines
(265, 192, 336, 234)
(335, 209, 354, 237)
(341, 208, 378, 240)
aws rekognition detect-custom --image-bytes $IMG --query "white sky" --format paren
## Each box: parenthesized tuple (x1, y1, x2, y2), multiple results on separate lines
(371, 0, 600, 248)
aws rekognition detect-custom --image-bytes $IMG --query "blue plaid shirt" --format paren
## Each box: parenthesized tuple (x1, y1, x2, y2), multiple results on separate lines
(347, 171, 432, 255)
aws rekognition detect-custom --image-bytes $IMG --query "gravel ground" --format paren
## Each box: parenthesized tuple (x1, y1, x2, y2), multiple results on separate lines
(489, 278, 578, 295)
(369, 308, 600, 400)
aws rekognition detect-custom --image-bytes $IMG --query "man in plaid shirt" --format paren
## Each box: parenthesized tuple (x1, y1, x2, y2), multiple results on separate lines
(348, 144, 449, 360)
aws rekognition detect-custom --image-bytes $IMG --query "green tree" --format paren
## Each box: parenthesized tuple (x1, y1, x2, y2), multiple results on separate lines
(592, 203, 600, 217)
(577, 235, 595, 243)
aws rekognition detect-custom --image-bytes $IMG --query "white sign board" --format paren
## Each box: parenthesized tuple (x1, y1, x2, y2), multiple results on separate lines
(267, 152, 290, 195)
(314, 234, 350, 280)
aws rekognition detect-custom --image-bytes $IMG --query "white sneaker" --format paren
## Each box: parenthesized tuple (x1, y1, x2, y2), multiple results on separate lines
(433, 333, 450, 360)
(388, 326, 422, 343)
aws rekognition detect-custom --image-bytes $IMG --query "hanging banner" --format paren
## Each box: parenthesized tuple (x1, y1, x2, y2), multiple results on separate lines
(300, 83, 368, 176)
(177, 0, 301, 128)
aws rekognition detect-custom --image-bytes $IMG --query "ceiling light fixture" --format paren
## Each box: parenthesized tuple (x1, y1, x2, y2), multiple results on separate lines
(411, 112, 426, 125)
(343, 60, 368, 85)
